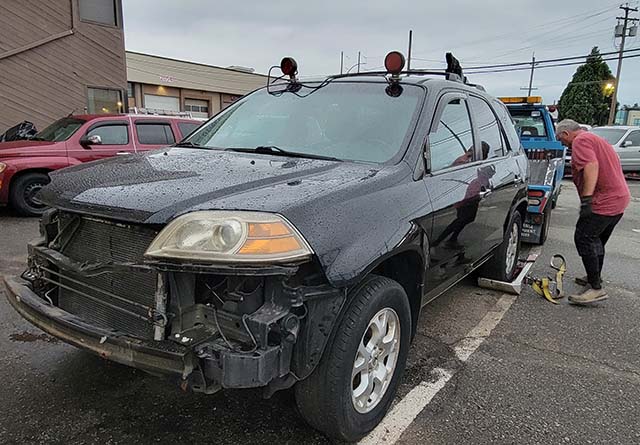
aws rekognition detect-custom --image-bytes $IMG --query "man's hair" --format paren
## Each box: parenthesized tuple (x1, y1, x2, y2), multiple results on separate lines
(555, 119, 583, 134)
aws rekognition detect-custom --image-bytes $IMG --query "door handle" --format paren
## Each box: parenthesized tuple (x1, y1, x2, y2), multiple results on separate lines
(116, 151, 131, 155)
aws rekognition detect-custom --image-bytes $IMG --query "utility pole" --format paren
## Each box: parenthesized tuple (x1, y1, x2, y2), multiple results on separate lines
(608, 3, 639, 125)
(407, 30, 413, 70)
(340, 51, 344, 74)
(357, 51, 361, 73)
(519, 52, 538, 95)
(527, 53, 536, 96)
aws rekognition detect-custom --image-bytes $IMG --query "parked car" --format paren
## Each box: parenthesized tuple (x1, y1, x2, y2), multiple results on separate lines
(2, 53, 528, 442)
(589, 126, 640, 172)
(565, 125, 640, 174)
(0, 114, 201, 215)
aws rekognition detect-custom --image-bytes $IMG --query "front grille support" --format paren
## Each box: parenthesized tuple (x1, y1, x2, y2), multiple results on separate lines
(154, 273, 168, 341)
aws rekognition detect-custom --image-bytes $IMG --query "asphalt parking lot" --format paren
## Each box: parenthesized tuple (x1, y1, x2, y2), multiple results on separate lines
(0, 179, 639, 444)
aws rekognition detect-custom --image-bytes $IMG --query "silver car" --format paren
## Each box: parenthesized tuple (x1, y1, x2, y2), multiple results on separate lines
(590, 126, 640, 172)
(565, 126, 640, 173)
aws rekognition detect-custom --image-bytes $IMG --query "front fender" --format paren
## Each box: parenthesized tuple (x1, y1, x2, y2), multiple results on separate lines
(0, 157, 71, 204)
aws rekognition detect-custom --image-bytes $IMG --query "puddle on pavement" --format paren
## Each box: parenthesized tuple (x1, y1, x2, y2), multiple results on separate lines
(10, 331, 59, 343)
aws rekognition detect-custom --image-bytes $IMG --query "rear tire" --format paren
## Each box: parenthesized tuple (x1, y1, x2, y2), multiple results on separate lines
(295, 275, 411, 442)
(9, 172, 50, 216)
(480, 211, 522, 282)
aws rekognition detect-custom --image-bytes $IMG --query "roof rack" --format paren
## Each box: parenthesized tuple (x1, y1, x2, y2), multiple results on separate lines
(130, 107, 195, 118)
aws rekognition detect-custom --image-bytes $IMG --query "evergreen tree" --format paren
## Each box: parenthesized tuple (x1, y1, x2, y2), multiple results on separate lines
(558, 47, 614, 125)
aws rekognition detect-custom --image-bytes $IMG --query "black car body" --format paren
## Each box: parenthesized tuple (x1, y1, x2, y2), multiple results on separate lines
(3, 66, 528, 441)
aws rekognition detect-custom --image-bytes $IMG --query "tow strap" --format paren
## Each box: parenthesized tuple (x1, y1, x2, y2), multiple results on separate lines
(526, 254, 566, 304)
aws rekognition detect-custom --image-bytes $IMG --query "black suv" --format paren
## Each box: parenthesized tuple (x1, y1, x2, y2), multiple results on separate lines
(3, 53, 528, 442)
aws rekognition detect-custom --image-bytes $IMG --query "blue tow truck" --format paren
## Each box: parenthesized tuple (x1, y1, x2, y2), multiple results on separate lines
(499, 96, 565, 245)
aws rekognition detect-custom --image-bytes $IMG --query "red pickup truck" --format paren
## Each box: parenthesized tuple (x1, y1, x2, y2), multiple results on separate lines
(0, 114, 201, 215)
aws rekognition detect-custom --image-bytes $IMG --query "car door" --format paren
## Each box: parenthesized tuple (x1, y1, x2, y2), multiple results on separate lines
(422, 91, 489, 292)
(467, 95, 520, 251)
(71, 120, 132, 162)
(133, 120, 177, 152)
(618, 129, 640, 171)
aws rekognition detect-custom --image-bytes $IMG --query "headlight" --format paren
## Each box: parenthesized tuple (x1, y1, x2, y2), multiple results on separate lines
(145, 211, 313, 263)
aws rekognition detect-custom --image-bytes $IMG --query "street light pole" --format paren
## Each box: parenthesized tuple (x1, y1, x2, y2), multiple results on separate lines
(357, 51, 361, 73)
(340, 51, 344, 75)
(608, 3, 639, 125)
(407, 29, 413, 70)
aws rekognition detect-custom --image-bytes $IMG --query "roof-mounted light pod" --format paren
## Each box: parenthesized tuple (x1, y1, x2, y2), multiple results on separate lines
(280, 57, 298, 81)
(384, 51, 406, 77)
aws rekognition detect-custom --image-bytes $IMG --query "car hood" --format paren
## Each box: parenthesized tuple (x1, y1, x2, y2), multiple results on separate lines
(40, 147, 399, 224)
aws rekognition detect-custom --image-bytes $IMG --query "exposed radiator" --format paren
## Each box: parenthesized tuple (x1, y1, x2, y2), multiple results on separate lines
(55, 214, 159, 339)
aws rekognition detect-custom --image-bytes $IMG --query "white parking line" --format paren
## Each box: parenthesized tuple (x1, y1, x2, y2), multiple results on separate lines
(359, 293, 518, 445)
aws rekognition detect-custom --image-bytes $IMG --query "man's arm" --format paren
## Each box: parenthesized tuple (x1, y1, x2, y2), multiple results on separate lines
(581, 161, 599, 197)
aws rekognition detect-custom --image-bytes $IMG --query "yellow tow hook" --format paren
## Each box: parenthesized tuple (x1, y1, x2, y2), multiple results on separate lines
(527, 254, 566, 304)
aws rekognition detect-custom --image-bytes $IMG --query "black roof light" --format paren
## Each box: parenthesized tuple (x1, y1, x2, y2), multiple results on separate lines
(280, 57, 298, 80)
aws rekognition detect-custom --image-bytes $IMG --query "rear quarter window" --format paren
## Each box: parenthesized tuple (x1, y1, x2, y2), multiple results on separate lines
(492, 100, 521, 152)
(178, 122, 201, 138)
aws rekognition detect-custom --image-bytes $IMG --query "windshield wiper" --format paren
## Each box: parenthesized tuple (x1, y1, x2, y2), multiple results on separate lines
(173, 141, 203, 148)
(225, 146, 342, 162)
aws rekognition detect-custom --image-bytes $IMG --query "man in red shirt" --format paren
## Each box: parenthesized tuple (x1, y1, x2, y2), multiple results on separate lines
(556, 119, 631, 305)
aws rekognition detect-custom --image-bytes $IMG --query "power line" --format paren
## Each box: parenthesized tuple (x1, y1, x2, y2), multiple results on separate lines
(463, 47, 640, 71)
(467, 52, 640, 75)
(411, 4, 620, 59)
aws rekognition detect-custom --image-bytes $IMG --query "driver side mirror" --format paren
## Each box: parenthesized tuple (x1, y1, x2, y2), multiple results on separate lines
(622, 140, 634, 147)
(80, 134, 102, 148)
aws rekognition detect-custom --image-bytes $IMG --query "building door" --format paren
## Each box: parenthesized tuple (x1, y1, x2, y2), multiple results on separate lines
(143, 94, 180, 113)
(184, 99, 209, 119)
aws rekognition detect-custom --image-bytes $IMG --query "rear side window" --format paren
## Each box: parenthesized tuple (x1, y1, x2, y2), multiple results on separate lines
(87, 124, 128, 145)
(493, 100, 521, 152)
(469, 96, 504, 159)
(429, 99, 475, 171)
(178, 122, 200, 138)
(136, 123, 175, 145)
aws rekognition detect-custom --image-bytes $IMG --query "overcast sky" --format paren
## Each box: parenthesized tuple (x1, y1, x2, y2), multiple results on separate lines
(123, 0, 640, 105)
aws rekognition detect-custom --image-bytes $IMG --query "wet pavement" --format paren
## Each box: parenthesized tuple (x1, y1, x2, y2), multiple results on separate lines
(0, 180, 639, 444)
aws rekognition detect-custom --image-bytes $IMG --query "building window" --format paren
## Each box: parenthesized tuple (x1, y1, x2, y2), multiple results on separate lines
(127, 82, 134, 99)
(634, 118, 640, 126)
(87, 87, 124, 114)
(136, 123, 176, 145)
(79, 0, 118, 27)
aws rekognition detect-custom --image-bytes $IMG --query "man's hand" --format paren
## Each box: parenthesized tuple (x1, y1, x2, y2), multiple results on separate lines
(580, 195, 593, 218)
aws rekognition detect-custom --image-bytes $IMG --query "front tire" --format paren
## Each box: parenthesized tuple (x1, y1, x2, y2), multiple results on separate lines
(295, 275, 412, 442)
(9, 172, 50, 216)
(480, 211, 522, 281)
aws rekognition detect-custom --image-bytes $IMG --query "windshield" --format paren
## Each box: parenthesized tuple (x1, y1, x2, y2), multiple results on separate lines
(590, 128, 627, 145)
(185, 82, 423, 163)
(509, 108, 547, 137)
(35, 118, 85, 142)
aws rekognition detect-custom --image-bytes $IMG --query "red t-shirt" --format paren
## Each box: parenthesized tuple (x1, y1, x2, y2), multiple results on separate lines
(571, 131, 630, 216)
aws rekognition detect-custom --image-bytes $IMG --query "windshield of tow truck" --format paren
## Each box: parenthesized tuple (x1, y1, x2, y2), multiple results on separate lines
(509, 108, 547, 138)
(184, 82, 424, 163)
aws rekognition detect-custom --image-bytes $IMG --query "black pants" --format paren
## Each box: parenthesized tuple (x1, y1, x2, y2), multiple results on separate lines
(574, 213, 623, 289)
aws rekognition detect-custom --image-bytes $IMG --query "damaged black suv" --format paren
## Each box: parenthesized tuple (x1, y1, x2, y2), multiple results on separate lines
(3, 53, 528, 442)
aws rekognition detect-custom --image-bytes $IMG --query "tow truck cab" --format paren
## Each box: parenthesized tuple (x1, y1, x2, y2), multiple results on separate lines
(500, 96, 565, 245)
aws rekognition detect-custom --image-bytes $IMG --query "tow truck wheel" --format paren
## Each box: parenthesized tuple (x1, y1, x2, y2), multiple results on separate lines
(480, 211, 522, 282)
(9, 172, 50, 216)
(294, 275, 411, 442)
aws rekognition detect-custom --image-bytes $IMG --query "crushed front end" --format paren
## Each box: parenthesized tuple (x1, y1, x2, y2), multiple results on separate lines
(3, 209, 345, 396)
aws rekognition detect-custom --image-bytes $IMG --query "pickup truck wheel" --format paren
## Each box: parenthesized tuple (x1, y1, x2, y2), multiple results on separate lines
(9, 172, 50, 216)
(294, 275, 411, 442)
(480, 211, 522, 282)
